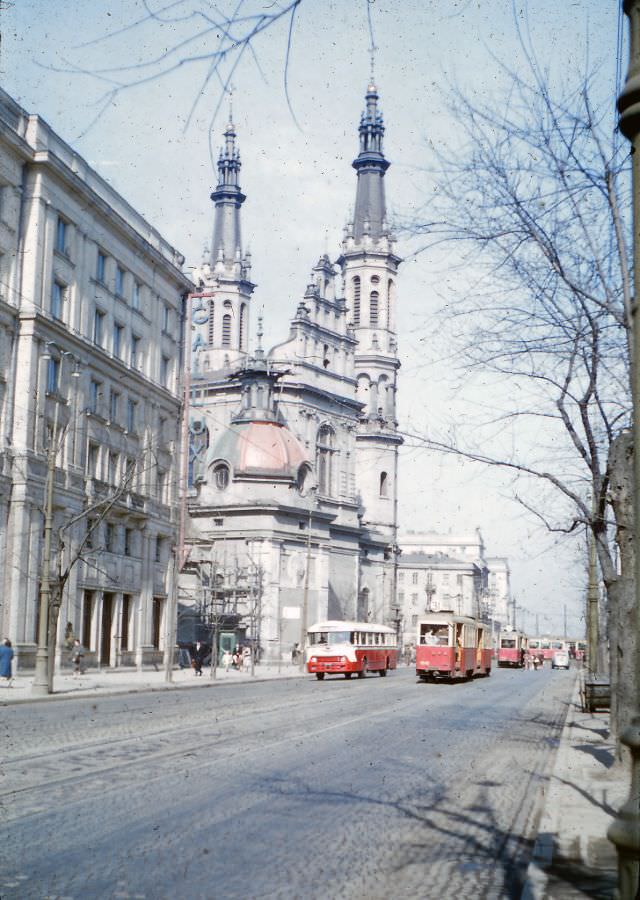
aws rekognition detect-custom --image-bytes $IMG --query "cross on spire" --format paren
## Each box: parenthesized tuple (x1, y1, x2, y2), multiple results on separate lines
(369, 40, 377, 86)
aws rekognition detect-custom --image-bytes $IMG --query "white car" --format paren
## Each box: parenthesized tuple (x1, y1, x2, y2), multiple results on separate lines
(552, 650, 570, 670)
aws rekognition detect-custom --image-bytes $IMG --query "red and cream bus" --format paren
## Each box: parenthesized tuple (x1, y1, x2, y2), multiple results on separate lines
(306, 621, 398, 680)
(416, 612, 492, 682)
(497, 630, 527, 668)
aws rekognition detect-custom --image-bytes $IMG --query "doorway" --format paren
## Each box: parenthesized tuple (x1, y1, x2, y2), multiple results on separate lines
(101, 593, 115, 666)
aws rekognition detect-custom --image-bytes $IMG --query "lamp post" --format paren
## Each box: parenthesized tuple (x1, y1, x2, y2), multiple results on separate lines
(424, 571, 436, 612)
(299, 486, 317, 672)
(32, 345, 79, 697)
(610, 5, 640, 893)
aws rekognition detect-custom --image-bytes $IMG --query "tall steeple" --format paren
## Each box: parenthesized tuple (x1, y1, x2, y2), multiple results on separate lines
(352, 82, 390, 243)
(337, 80, 402, 544)
(210, 115, 245, 269)
(191, 112, 255, 376)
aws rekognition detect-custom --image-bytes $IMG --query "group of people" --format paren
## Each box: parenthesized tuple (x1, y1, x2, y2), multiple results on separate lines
(524, 651, 545, 670)
(222, 645, 251, 672)
(189, 641, 253, 675)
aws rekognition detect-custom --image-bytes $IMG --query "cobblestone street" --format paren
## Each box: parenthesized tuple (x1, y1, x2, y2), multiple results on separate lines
(1, 667, 574, 899)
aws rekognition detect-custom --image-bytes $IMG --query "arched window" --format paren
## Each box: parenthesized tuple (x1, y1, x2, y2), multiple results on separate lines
(208, 300, 215, 346)
(379, 471, 388, 497)
(297, 463, 312, 496)
(239, 304, 247, 351)
(316, 425, 335, 496)
(352, 276, 361, 325)
(213, 462, 230, 490)
(387, 279, 395, 328)
(323, 344, 330, 369)
(222, 314, 232, 347)
(370, 291, 379, 325)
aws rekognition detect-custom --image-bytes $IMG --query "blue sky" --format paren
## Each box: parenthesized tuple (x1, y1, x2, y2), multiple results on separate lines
(1, 0, 621, 633)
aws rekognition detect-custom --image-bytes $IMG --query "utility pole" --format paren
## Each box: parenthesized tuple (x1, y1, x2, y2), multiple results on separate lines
(610, 5, 640, 894)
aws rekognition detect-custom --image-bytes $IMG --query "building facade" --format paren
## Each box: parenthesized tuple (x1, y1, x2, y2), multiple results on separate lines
(0, 89, 192, 670)
(396, 530, 512, 649)
(182, 84, 403, 661)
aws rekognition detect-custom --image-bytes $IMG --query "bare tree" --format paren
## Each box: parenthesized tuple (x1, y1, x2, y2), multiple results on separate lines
(406, 62, 632, 740)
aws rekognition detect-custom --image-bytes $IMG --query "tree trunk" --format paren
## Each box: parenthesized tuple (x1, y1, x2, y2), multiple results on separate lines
(606, 430, 635, 751)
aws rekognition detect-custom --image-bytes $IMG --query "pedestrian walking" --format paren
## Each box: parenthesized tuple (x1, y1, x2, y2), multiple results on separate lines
(242, 645, 251, 671)
(71, 639, 86, 675)
(192, 641, 205, 676)
(0, 638, 14, 686)
(291, 642, 300, 664)
(222, 648, 232, 671)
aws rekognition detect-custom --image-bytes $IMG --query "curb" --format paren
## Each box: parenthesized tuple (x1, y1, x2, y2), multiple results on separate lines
(0, 669, 306, 706)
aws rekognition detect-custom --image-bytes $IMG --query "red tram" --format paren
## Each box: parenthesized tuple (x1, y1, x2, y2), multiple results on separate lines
(416, 612, 492, 682)
(497, 630, 527, 668)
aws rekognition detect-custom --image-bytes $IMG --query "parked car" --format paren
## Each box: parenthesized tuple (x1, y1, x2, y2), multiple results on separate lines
(552, 649, 570, 670)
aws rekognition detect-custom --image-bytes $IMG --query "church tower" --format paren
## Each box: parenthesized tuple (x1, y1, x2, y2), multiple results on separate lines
(337, 82, 402, 539)
(192, 115, 255, 374)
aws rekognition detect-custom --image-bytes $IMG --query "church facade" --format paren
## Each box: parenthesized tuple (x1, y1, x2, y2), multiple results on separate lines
(182, 83, 403, 662)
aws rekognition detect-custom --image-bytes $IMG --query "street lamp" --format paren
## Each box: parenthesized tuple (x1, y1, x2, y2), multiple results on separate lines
(32, 344, 80, 697)
(424, 571, 436, 612)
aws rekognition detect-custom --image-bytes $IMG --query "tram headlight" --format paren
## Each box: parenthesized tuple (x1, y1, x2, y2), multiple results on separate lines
(310, 656, 317, 663)
(341, 656, 347, 663)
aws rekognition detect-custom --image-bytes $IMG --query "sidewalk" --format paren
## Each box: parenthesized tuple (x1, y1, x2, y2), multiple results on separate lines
(0, 661, 305, 704)
(522, 676, 626, 899)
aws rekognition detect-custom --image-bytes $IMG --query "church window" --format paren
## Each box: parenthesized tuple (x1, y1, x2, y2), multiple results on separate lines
(379, 471, 388, 497)
(352, 276, 361, 325)
(370, 291, 379, 325)
(323, 344, 330, 369)
(213, 462, 230, 490)
(222, 313, 232, 347)
(371, 275, 380, 285)
(387, 279, 394, 328)
(239, 304, 247, 351)
(208, 300, 215, 346)
(316, 425, 335, 496)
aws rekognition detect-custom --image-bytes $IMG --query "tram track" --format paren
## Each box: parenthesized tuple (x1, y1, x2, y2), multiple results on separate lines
(4, 678, 425, 821)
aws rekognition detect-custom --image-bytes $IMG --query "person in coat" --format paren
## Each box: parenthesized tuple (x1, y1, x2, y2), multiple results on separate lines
(0, 638, 14, 686)
(192, 641, 205, 676)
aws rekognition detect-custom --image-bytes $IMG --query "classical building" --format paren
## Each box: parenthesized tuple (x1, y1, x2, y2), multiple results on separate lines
(182, 82, 402, 661)
(0, 88, 192, 670)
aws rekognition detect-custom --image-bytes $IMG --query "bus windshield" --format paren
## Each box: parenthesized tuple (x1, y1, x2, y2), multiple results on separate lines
(308, 630, 352, 645)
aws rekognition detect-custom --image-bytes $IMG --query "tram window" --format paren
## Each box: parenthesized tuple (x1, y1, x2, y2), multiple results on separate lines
(501, 639, 516, 648)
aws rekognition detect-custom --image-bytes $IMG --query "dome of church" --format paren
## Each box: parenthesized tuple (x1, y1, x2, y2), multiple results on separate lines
(209, 419, 309, 479)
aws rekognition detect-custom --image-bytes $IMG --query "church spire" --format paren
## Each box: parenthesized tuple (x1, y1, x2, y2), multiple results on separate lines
(210, 113, 246, 268)
(351, 81, 390, 243)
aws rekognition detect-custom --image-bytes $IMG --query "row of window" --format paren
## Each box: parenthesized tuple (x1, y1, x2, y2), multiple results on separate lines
(85, 519, 166, 562)
(398, 571, 464, 585)
(49, 292, 173, 389)
(56, 216, 175, 324)
(351, 275, 394, 327)
(204, 299, 247, 349)
(85, 444, 169, 503)
(54, 217, 176, 342)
